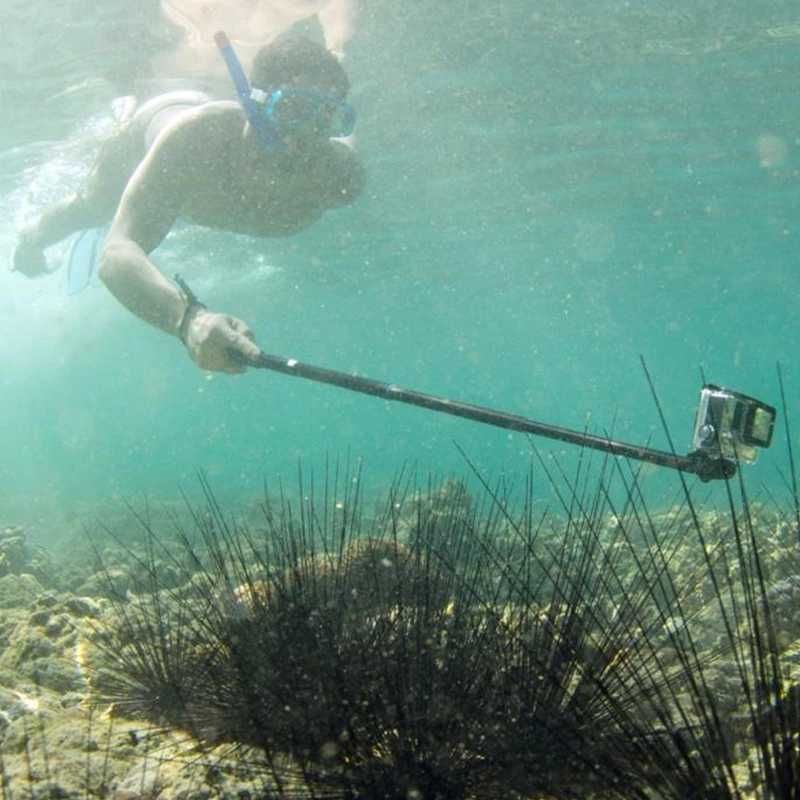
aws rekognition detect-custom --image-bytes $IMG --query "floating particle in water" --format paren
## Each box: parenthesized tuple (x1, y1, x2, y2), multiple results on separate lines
(756, 133, 788, 169)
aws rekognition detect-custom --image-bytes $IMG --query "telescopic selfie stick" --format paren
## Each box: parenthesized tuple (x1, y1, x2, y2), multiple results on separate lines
(241, 350, 775, 482)
(175, 276, 776, 483)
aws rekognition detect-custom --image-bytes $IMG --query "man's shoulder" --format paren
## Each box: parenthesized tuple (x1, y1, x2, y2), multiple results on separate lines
(156, 100, 242, 149)
(147, 101, 241, 169)
(169, 101, 242, 138)
(188, 99, 241, 119)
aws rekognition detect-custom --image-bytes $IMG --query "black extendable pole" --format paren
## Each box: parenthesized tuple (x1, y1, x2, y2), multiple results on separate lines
(245, 350, 735, 482)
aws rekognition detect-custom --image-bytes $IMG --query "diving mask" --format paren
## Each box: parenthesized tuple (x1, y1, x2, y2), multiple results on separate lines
(215, 30, 355, 151)
(251, 87, 355, 139)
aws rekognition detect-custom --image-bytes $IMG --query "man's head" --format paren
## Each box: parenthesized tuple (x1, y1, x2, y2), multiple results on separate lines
(248, 35, 354, 142)
(251, 35, 349, 99)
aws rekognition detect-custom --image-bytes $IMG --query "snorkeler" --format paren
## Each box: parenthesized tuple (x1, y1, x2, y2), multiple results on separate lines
(11, 33, 364, 375)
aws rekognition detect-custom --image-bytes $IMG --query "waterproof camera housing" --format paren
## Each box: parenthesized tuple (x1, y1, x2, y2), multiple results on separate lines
(691, 384, 776, 465)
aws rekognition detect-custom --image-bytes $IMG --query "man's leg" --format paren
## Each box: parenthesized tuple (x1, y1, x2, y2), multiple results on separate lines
(12, 129, 140, 277)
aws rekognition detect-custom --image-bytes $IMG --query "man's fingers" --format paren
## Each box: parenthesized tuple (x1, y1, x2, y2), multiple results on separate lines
(191, 313, 261, 374)
(227, 316, 256, 342)
(233, 332, 262, 362)
(223, 318, 261, 360)
(219, 328, 261, 369)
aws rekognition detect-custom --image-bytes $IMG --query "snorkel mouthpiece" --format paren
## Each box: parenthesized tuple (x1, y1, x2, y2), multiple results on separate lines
(214, 30, 281, 151)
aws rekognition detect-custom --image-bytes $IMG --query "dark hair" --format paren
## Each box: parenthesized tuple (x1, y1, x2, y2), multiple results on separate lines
(251, 34, 349, 98)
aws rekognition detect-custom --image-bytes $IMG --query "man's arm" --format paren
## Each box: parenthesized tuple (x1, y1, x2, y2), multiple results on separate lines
(12, 193, 110, 277)
(319, 0, 355, 60)
(98, 130, 187, 337)
(99, 118, 261, 374)
(13, 127, 137, 277)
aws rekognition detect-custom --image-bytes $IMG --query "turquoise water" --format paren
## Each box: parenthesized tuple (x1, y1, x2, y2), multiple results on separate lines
(1, 2, 799, 535)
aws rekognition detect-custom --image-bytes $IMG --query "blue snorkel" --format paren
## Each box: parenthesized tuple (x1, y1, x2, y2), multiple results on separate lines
(216, 30, 356, 148)
(214, 30, 282, 151)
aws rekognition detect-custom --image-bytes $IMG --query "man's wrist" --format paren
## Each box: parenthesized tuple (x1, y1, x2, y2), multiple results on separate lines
(174, 274, 207, 345)
(177, 301, 206, 345)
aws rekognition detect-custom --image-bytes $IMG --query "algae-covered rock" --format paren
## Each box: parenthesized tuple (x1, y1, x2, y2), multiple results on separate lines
(0, 695, 265, 800)
(762, 574, 800, 648)
(0, 526, 55, 586)
(22, 656, 84, 694)
(62, 595, 103, 618)
(0, 537, 26, 577)
(0, 573, 44, 609)
(113, 758, 166, 799)
(0, 702, 153, 797)
(28, 608, 52, 628)
(0, 526, 24, 541)
(43, 614, 71, 640)
(0, 600, 84, 694)
(77, 567, 132, 599)
(6, 628, 56, 663)
(33, 592, 60, 609)
(0, 686, 42, 739)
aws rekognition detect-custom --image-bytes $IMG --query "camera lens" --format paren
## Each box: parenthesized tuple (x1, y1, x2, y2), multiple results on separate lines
(699, 424, 716, 444)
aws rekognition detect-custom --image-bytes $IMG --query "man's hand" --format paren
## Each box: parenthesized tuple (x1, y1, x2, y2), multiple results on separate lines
(11, 232, 49, 277)
(183, 308, 262, 374)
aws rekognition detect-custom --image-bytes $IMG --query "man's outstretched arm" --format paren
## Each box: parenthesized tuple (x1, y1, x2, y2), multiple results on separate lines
(99, 123, 261, 374)
(13, 193, 110, 277)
